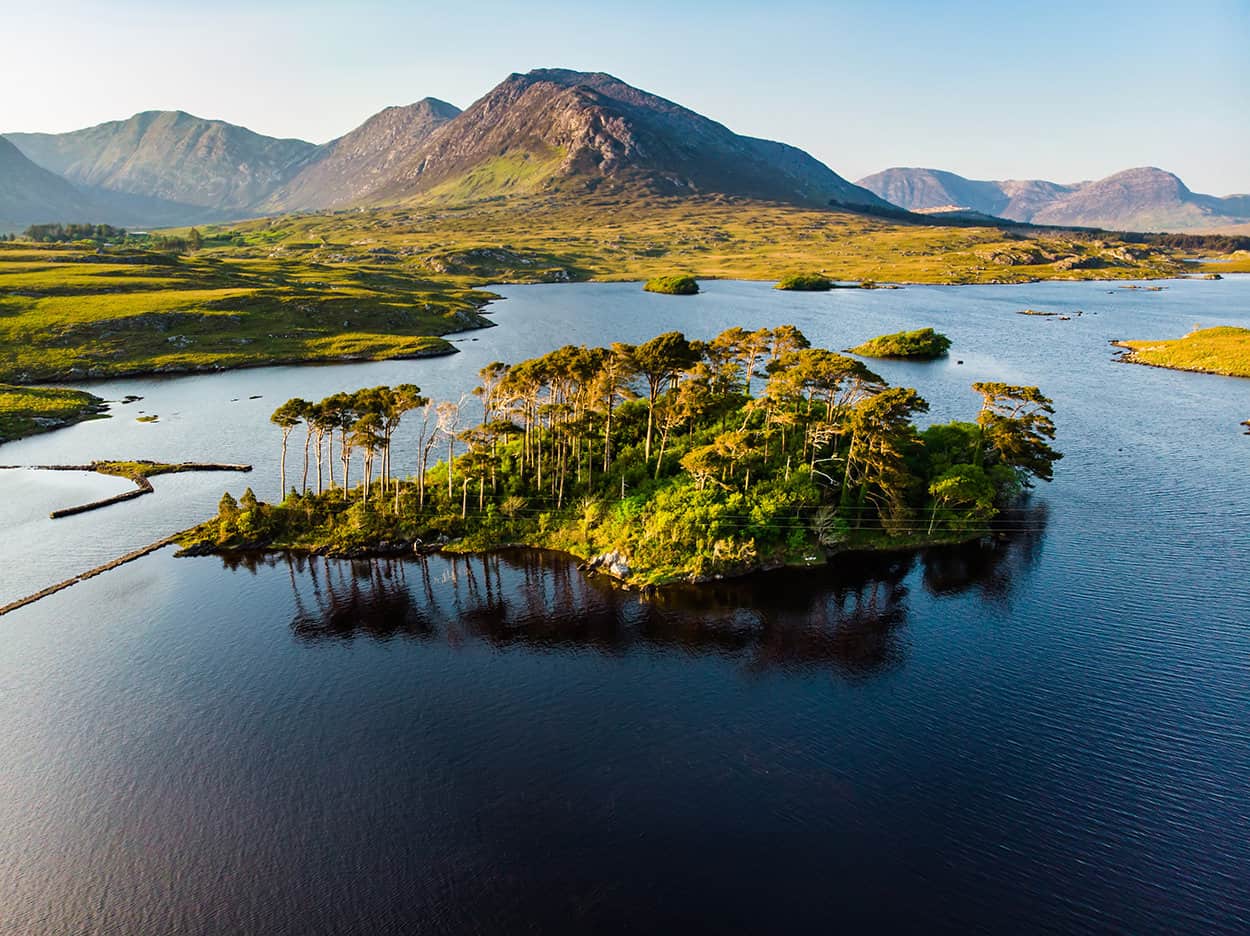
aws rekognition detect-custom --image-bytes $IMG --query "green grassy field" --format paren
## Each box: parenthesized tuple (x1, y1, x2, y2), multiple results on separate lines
(213, 195, 1186, 286)
(1115, 326, 1250, 378)
(0, 242, 495, 385)
(1193, 251, 1250, 274)
(0, 194, 1203, 445)
(0, 383, 106, 443)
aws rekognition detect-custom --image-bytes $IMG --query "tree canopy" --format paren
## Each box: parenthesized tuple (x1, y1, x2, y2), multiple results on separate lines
(850, 327, 952, 360)
(196, 325, 1061, 585)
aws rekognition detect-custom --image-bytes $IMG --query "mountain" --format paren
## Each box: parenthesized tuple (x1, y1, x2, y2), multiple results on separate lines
(7, 111, 316, 218)
(5, 70, 890, 226)
(264, 98, 461, 211)
(1029, 168, 1250, 231)
(857, 166, 1250, 232)
(340, 69, 890, 210)
(0, 136, 97, 231)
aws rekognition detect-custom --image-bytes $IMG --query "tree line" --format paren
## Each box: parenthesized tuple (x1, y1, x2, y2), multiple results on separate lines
(21, 223, 127, 243)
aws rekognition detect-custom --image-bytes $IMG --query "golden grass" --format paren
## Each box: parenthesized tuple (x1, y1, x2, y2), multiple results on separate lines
(1115, 326, 1250, 378)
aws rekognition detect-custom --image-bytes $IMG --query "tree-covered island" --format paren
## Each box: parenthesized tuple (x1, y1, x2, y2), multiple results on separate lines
(850, 327, 953, 359)
(643, 274, 699, 295)
(180, 325, 1061, 586)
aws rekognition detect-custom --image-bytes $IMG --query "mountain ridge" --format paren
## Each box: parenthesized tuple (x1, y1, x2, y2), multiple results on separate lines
(263, 98, 462, 211)
(7, 110, 317, 217)
(0, 136, 98, 230)
(5, 69, 889, 225)
(339, 69, 890, 209)
(858, 166, 1250, 232)
(7, 71, 1242, 233)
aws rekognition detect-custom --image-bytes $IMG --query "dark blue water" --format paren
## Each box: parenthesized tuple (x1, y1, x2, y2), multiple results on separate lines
(1, 278, 1248, 934)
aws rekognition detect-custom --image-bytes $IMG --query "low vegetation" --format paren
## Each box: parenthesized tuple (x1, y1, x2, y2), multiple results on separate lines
(1114, 326, 1250, 378)
(181, 325, 1061, 586)
(850, 327, 953, 360)
(775, 272, 832, 291)
(0, 194, 1201, 445)
(0, 384, 106, 443)
(0, 240, 494, 386)
(643, 274, 699, 295)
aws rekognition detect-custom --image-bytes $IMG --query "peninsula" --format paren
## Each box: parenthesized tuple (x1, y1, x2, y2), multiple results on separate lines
(1114, 326, 1250, 378)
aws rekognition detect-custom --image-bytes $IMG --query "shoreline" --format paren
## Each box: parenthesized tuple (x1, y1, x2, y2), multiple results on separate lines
(175, 528, 995, 592)
(4, 272, 1229, 392)
(11, 336, 468, 390)
(1110, 340, 1250, 380)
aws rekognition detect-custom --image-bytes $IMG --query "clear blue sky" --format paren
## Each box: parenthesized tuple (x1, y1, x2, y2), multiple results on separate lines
(4, 0, 1247, 193)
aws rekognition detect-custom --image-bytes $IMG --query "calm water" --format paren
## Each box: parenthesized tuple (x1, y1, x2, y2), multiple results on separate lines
(1, 278, 1248, 933)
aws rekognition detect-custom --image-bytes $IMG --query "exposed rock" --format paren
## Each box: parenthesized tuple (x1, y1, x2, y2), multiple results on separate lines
(585, 550, 631, 578)
(337, 69, 891, 210)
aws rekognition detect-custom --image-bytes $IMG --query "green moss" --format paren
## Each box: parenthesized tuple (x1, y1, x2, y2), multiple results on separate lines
(775, 272, 832, 291)
(643, 274, 699, 295)
(850, 327, 952, 360)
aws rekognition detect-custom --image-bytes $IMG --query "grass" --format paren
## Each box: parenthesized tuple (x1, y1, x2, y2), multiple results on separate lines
(0, 241, 496, 385)
(1114, 326, 1250, 378)
(1193, 252, 1250, 274)
(850, 327, 953, 360)
(91, 460, 232, 480)
(214, 195, 1188, 286)
(643, 274, 699, 295)
(0, 383, 106, 443)
(0, 193, 1204, 445)
(416, 148, 568, 204)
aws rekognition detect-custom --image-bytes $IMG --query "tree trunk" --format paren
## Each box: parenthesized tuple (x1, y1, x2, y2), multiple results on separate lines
(301, 427, 311, 494)
(447, 437, 455, 498)
(279, 430, 290, 498)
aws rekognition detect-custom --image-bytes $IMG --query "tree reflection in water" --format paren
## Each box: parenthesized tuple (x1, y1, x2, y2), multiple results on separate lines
(217, 508, 1046, 677)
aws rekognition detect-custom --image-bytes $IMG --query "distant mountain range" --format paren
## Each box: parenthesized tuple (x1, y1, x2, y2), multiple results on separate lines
(1, 69, 887, 230)
(0, 137, 97, 230)
(856, 167, 1250, 232)
(3, 69, 1244, 234)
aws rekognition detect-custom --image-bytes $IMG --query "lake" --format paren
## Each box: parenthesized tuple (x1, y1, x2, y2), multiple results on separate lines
(1, 278, 1248, 933)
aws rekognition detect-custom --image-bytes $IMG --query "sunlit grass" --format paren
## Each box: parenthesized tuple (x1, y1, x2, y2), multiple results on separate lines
(1115, 326, 1250, 378)
(0, 383, 105, 442)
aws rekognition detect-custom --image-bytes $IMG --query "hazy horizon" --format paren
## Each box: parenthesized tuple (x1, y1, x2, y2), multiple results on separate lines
(3, 0, 1248, 195)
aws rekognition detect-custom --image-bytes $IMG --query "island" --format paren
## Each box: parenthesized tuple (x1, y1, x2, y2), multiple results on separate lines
(775, 273, 833, 291)
(1113, 326, 1250, 378)
(849, 327, 953, 360)
(178, 324, 1061, 586)
(643, 274, 700, 295)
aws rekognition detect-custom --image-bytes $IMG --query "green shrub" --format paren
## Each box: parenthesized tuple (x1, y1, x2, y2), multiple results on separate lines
(775, 272, 832, 291)
(643, 274, 699, 295)
(850, 327, 952, 359)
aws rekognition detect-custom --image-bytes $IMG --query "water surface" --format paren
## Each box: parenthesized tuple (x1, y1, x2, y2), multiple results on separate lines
(1, 278, 1248, 933)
